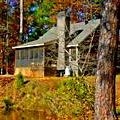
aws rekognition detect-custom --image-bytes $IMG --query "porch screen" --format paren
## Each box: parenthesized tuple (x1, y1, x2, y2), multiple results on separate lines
(39, 47, 43, 64)
(28, 47, 43, 66)
(16, 47, 44, 67)
(16, 49, 28, 67)
(34, 48, 39, 63)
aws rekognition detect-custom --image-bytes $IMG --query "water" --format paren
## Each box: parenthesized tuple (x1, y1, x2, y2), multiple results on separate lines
(0, 109, 56, 120)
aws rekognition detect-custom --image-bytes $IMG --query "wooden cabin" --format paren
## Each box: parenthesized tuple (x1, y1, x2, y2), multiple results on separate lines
(13, 11, 100, 78)
(13, 28, 58, 78)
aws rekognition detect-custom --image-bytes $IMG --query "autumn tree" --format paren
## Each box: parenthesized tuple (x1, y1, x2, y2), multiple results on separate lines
(95, 0, 120, 119)
(0, 0, 20, 74)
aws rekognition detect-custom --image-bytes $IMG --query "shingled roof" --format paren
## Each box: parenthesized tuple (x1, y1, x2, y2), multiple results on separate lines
(67, 19, 100, 47)
(13, 19, 100, 49)
(12, 27, 58, 49)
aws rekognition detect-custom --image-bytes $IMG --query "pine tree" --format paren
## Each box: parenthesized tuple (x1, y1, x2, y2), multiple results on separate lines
(95, 0, 120, 119)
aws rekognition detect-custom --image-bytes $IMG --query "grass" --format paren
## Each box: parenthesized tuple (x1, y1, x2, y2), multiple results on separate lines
(1, 75, 120, 119)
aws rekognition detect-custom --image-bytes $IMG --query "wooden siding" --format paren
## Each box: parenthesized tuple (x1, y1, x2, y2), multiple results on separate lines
(15, 65, 44, 78)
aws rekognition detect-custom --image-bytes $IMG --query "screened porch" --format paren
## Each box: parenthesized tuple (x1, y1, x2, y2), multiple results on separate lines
(14, 47, 45, 78)
(15, 47, 44, 67)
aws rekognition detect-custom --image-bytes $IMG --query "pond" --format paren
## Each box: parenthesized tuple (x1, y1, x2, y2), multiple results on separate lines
(0, 109, 57, 120)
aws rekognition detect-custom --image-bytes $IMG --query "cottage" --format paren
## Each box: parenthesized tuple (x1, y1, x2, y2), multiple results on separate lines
(13, 11, 100, 78)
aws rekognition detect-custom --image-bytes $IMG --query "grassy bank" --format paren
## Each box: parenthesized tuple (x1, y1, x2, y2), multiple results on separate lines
(0, 75, 95, 119)
(0, 75, 120, 119)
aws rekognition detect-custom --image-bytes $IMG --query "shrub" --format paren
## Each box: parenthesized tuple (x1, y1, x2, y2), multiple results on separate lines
(15, 72, 24, 88)
(3, 97, 13, 110)
(45, 77, 95, 119)
(116, 108, 120, 115)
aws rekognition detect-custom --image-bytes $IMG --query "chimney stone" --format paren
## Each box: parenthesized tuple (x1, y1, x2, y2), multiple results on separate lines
(57, 11, 70, 74)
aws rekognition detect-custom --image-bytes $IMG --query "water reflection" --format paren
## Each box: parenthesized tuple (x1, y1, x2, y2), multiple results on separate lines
(0, 109, 56, 120)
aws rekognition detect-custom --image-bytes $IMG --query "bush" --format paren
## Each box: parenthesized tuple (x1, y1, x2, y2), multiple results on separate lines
(116, 108, 120, 115)
(3, 97, 13, 110)
(45, 77, 95, 119)
(15, 72, 24, 88)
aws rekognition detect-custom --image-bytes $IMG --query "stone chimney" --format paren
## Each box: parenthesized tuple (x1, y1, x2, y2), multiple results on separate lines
(57, 10, 70, 76)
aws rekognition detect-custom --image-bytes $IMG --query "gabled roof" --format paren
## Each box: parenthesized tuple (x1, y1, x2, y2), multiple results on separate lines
(12, 27, 58, 49)
(12, 22, 85, 49)
(13, 19, 100, 49)
(67, 19, 100, 47)
(70, 22, 85, 35)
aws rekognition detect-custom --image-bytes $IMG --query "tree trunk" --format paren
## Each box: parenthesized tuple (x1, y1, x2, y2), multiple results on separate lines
(20, 0, 23, 41)
(95, 0, 119, 120)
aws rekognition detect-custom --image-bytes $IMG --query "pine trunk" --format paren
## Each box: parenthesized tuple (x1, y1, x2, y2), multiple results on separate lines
(95, 0, 119, 120)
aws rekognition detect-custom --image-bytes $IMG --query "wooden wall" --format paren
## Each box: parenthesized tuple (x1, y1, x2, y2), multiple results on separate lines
(15, 65, 44, 78)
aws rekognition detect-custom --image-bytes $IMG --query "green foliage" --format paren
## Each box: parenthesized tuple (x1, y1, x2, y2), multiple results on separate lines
(15, 72, 24, 88)
(28, 0, 56, 41)
(91, 0, 102, 3)
(13, 80, 49, 110)
(116, 108, 120, 115)
(34, 0, 56, 27)
(45, 77, 95, 118)
(3, 76, 95, 118)
(3, 97, 13, 110)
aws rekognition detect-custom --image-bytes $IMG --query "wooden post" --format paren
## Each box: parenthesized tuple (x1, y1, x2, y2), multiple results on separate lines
(43, 46, 45, 77)
(75, 47, 79, 75)
(14, 50, 17, 69)
(76, 47, 78, 62)
(69, 48, 72, 62)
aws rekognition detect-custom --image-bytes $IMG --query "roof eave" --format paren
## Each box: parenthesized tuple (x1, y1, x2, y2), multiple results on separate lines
(12, 43, 44, 49)
(67, 44, 79, 48)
